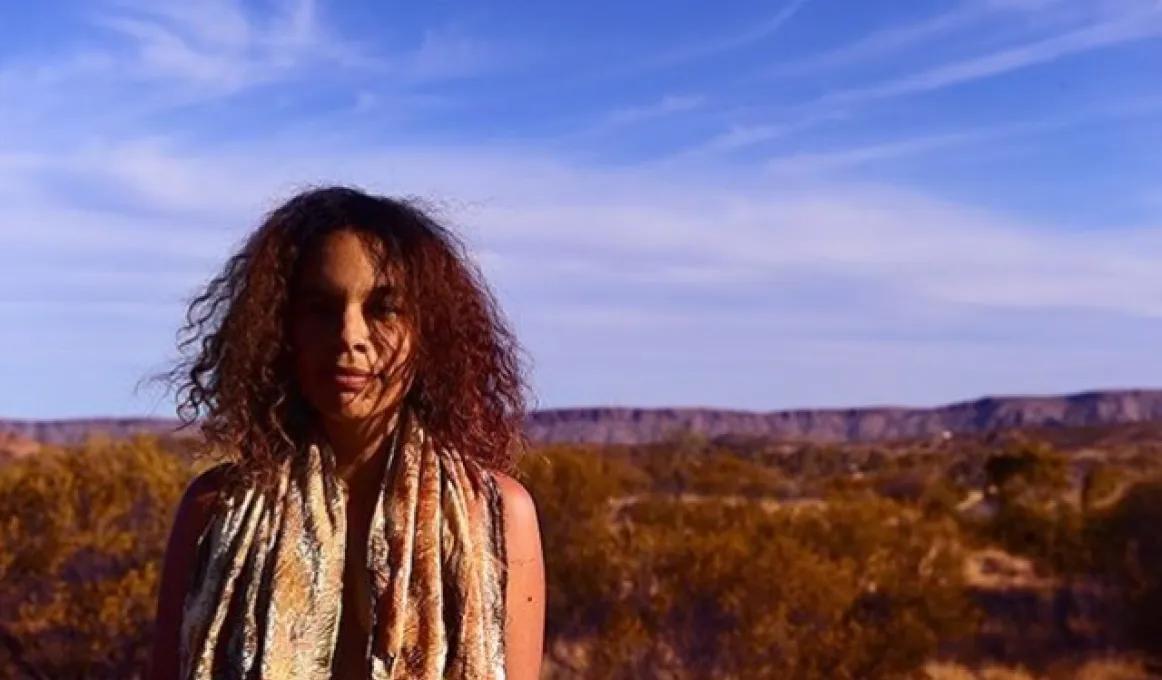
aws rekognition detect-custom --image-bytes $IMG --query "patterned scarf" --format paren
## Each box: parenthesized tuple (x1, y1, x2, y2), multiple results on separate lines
(177, 417, 508, 679)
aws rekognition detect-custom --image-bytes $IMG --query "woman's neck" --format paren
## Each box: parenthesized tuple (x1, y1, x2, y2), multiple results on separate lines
(319, 408, 401, 484)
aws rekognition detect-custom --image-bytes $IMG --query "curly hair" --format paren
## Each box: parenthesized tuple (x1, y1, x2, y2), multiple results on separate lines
(163, 185, 529, 484)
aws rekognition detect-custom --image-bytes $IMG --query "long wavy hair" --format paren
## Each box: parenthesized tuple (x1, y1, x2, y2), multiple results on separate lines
(162, 185, 529, 485)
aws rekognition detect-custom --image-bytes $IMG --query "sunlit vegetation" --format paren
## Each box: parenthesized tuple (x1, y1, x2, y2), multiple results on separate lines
(3, 424, 1162, 678)
(0, 436, 188, 680)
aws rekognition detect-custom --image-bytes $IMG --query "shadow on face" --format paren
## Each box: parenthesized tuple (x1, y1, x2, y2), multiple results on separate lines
(289, 229, 414, 430)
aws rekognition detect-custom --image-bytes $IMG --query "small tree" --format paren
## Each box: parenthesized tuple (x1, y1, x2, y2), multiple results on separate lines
(983, 437, 1071, 511)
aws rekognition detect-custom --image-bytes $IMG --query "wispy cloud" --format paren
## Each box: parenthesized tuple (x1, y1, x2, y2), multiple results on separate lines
(816, 10, 1162, 107)
(763, 97, 1162, 174)
(686, 5, 1162, 157)
(569, 94, 708, 140)
(762, 3, 992, 79)
(760, 0, 1116, 80)
(614, 0, 813, 74)
(764, 132, 993, 176)
(87, 0, 351, 91)
(8, 137, 1162, 319)
(101, 0, 255, 52)
(667, 110, 848, 160)
(602, 95, 705, 126)
(0, 0, 508, 142)
(0, 0, 367, 146)
(394, 25, 517, 81)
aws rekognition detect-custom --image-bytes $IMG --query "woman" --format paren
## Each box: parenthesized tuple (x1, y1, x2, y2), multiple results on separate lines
(147, 186, 545, 680)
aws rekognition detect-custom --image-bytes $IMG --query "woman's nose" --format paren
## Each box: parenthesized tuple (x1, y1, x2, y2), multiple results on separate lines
(340, 306, 371, 354)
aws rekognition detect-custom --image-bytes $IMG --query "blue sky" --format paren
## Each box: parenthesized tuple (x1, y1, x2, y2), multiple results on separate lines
(1, 0, 1161, 418)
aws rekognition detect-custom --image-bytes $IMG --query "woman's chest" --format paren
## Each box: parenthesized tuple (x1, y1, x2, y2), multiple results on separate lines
(332, 495, 378, 678)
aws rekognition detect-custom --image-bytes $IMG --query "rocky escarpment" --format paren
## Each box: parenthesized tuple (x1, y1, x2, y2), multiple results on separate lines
(4, 389, 1162, 447)
(524, 389, 1162, 444)
(0, 417, 189, 446)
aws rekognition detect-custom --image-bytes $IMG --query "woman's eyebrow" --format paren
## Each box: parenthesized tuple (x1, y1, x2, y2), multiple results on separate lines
(368, 283, 398, 298)
(297, 280, 395, 295)
(296, 283, 333, 297)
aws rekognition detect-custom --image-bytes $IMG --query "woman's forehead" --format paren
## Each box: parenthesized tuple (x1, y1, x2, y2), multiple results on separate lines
(299, 230, 399, 293)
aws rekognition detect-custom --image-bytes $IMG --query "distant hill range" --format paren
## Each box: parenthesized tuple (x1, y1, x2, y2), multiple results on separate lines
(5, 389, 1162, 448)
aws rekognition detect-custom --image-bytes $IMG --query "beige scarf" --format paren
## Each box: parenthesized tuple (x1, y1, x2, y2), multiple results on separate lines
(177, 418, 508, 679)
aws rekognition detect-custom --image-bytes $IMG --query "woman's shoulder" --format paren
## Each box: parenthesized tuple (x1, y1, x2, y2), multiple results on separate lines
(160, 463, 235, 588)
(148, 462, 235, 680)
(173, 462, 234, 537)
(486, 470, 541, 563)
(487, 469, 546, 678)
(489, 471, 537, 526)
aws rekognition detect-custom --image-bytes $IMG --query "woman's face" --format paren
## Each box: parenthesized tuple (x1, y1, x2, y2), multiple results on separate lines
(289, 230, 413, 427)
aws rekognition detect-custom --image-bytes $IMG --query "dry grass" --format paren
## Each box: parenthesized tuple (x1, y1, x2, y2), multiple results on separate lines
(925, 659, 1155, 680)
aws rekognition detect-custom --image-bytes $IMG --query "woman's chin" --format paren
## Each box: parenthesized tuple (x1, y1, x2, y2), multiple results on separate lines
(316, 393, 394, 424)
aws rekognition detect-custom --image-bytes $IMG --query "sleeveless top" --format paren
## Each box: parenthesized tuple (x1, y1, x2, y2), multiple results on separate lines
(176, 418, 508, 679)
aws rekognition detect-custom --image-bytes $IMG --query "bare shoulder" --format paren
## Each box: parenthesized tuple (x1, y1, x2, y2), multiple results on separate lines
(490, 471, 545, 680)
(185, 463, 232, 502)
(176, 464, 231, 533)
(491, 471, 539, 532)
(147, 463, 231, 680)
(167, 462, 233, 585)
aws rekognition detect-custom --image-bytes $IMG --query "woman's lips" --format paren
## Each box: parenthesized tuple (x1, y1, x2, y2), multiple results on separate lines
(330, 369, 373, 391)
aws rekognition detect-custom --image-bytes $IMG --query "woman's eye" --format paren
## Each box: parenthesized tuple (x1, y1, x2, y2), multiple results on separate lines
(303, 298, 331, 316)
(367, 300, 398, 318)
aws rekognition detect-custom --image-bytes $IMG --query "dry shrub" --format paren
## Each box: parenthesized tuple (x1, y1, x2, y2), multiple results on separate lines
(925, 659, 1154, 680)
(0, 436, 193, 680)
(1071, 658, 1153, 680)
(525, 444, 979, 680)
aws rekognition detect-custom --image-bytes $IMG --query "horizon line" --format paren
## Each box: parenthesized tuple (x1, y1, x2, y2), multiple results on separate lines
(3, 385, 1159, 423)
